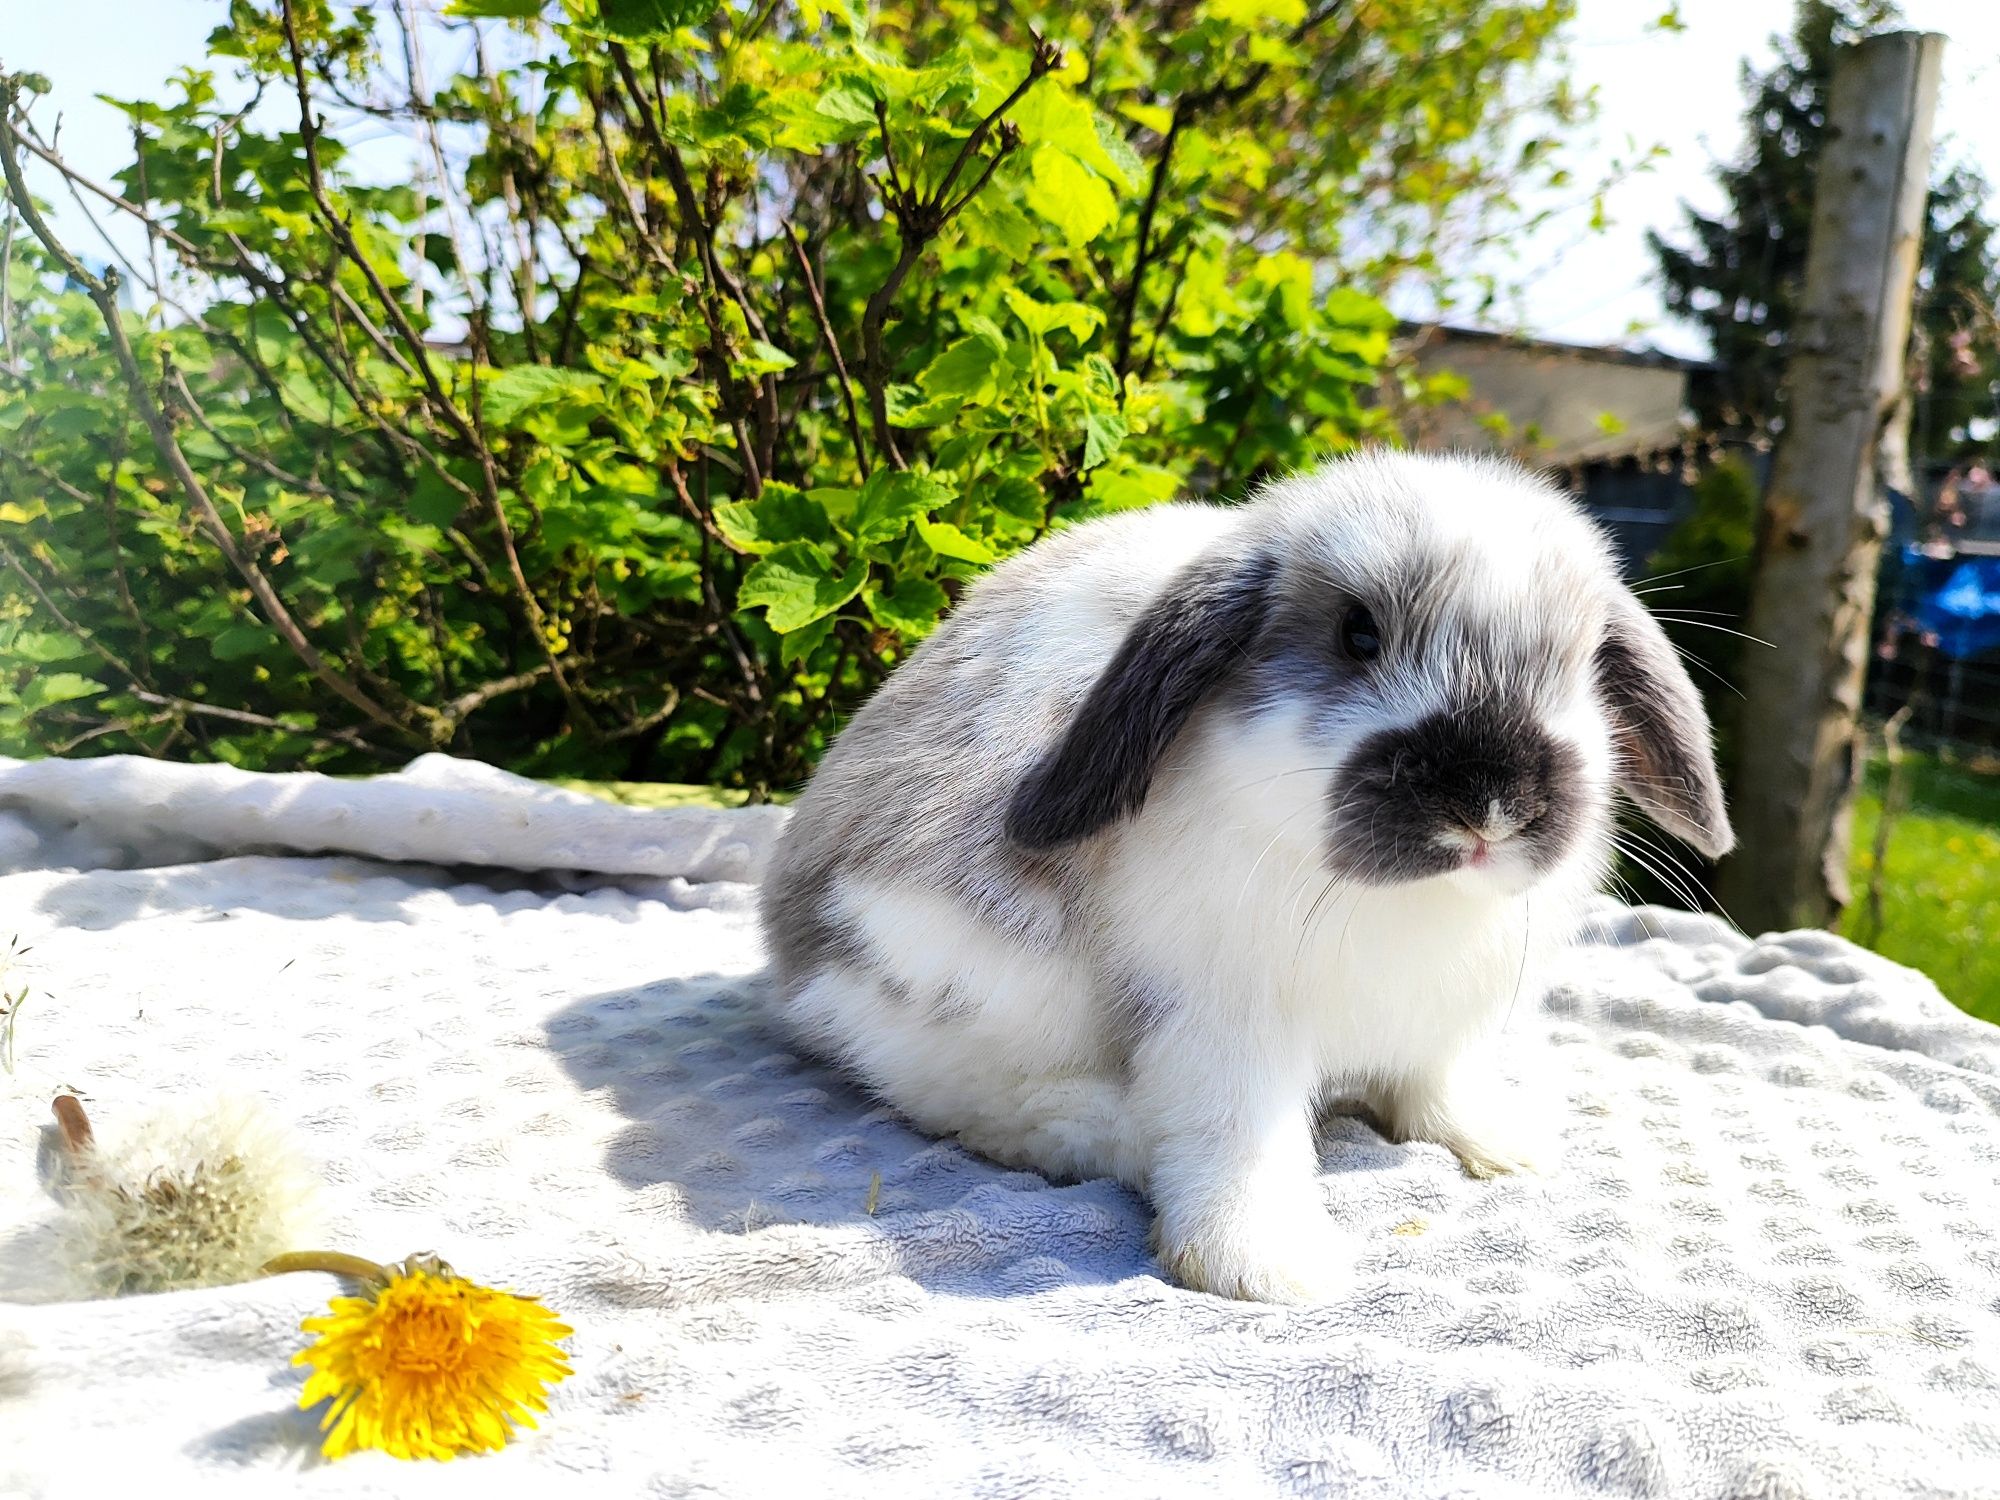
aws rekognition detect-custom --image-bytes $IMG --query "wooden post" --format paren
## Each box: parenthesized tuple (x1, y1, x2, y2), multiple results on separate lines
(1716, 31, 1944, 935)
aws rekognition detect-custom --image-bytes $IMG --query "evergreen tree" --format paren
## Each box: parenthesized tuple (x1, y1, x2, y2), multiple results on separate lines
(1649, 0, 1998, 455)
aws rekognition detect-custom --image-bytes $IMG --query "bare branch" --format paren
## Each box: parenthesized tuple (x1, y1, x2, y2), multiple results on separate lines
(439, 665, 552, 730)
(784, 220, 871, 478)
(129, 691, 398, 760)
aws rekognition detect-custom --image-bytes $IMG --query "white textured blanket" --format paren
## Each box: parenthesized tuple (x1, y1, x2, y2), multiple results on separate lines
(2, 754, 1998, 1499)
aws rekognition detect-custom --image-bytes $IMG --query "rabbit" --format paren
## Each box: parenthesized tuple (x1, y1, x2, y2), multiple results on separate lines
(759, 449, 1732, 1303)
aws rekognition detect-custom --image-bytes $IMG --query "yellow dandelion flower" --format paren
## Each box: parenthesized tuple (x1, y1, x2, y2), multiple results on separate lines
(283, 1253, 573, 1461)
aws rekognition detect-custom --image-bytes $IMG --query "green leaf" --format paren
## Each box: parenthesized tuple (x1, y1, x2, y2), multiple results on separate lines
(1093, 117, 1145, 192)
(1322, 287, 1397, 331)
(807, 487, 860, 526)
(737, 339, 797, 375)
(1008, 86, 1135, 189)
(408, 473, 464, 529)
(987, 476, 1047, 521)
(816, 86, 879, 125)
(849, 470, 952, 545)
(212, 624, 277, 661)
(585, 0, 720, 40)
(5, 630, 87, 665)
(1118, 101, 1175, 135)
(446, 0, 543, 16)
(738, 543, 868, 632)
(961, 196, 1038, 260)
(778, 615, 837, 665)
(865, 576, 950, 635)
(916, 330, 1005, 403)
(915, 516, 995, 564)
(1085, 460, 1183, 512)
(1081, 405, 1128, 470)
(1025, 147, 1118, 245)
(713, 487, 833, 554)
(1003, 287, 1105, 342)
(18, 672, 106, 713)
(481, 366, 604, 427)
(1201, 0, 1306, 26)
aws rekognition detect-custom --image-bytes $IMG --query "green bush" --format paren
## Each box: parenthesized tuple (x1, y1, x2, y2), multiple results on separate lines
(1641, 454, 1758, 758)
(0, 0, 1578, 790)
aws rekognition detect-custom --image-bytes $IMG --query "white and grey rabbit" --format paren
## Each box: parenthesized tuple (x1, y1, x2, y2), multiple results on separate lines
(760, 450, 1731, 1303)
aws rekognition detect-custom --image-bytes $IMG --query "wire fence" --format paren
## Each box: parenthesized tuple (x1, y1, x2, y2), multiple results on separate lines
(1866, 634, 2000, 757)
(1867, 532, 2000, 763)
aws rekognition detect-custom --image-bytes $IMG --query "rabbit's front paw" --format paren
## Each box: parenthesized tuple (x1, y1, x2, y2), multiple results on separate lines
(1153, 1193, 1344, 1305)
(1372, 1070, 1552, 1180)
(1437, 1116, 1543, 1179)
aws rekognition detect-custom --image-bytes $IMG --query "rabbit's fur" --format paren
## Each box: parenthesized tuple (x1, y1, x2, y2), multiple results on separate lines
(761, 451, 1731, 1303)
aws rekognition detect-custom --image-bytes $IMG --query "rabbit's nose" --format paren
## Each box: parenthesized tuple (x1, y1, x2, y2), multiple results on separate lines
(1455, 791, 1546, 844)
(1468, 800, 1524, 842)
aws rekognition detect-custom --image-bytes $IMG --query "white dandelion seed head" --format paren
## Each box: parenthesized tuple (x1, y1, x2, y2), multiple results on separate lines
(52, 1095, 323, 1298)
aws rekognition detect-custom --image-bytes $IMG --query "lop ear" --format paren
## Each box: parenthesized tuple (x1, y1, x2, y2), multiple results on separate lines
(1595, 588, 1735, 857)
(1006, 549, 1276, 851)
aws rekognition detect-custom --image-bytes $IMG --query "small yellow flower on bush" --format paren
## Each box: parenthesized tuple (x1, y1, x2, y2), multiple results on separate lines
(283, 1252, 573, 1461)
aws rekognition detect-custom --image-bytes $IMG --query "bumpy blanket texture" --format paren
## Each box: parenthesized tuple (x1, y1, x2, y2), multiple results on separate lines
(0, 754, 1997, 1499)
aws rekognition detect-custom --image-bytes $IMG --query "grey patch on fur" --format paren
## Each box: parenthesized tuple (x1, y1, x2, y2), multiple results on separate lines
(1006, 547, 1277, 850)
(1101, 970, 1180, 1076)
(929, 981, 979, 1023)
(763, 862, 870, 984)
(950, 857, 1072, 951)
(1596, 588, 1735, 857)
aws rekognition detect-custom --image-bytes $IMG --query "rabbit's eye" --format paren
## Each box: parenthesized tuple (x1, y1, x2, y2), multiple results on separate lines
(1339, 604, 1382, 663)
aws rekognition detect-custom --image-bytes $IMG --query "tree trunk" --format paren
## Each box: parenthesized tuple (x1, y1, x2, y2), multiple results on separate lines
(1715, 30, 1944, 936)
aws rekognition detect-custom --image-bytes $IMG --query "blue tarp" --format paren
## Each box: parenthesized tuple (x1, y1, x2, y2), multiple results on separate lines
(1899, 545, 2000, 661)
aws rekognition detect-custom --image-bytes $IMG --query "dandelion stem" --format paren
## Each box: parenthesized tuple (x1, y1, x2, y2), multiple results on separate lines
(51, 1094, 94, 1156)
(263, 1250, 394, 1286)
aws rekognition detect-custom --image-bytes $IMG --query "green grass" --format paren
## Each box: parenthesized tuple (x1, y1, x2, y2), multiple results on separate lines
(558, 761, 2000, 1027)
(552, 779, 765, 809)
(1842, 751, 2000, 1024)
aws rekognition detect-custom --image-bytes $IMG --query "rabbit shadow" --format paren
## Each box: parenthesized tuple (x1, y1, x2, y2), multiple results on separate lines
(542, 970, 1410, 1299)
(26, 854, 670, 933)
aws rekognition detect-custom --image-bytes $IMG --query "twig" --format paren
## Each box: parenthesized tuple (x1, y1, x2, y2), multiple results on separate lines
(1862, 704, 1913, 949)
(1136, 242, 1196, 382)
(5, 119, 207, 261)
(665, 459, 769, 718)
(601, 685, 681, 742)
(160, 364, 371, 511)
(131, 120, 166, 327)
(129, 691, 398, 759)
(0, 193, 18, 374)
(586, 89, 674, 269)
(438, 666, 553, 729)
(1112, 110, 1183, 379)
(784, 221, 870, 477)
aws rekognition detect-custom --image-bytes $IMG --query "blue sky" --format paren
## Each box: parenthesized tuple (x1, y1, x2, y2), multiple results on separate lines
(7, 0, 1998, 360)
